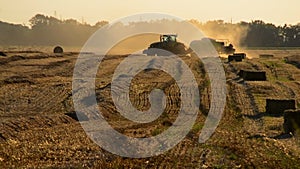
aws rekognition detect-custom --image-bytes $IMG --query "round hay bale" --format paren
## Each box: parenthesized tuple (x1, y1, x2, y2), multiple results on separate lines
(53, 46, 63, 53)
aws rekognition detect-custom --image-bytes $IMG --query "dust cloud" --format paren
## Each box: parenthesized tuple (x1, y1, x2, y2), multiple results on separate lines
(191, 21, 249, 51)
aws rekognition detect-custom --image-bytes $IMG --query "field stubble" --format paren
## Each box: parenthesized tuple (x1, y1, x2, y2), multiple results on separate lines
(0, 50, 300, 168)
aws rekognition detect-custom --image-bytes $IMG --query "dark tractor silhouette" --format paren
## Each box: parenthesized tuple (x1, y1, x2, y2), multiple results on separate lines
(209, 38, 235, 54)
(190, 38, 235, 55)
(143, 34, 189, 56)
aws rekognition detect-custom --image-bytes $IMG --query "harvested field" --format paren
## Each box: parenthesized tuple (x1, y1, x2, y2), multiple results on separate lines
(1, 49, 300, 168)
(285, 55, 300, 68)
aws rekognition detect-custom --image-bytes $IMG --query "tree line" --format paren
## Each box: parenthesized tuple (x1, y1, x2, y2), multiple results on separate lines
(0, 14, 299, 47)
(0, 14, 108, 46)
(240, 20, 300, 47)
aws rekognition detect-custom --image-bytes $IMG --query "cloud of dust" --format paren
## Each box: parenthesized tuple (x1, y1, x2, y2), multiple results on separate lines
(199, 22, 249, 52)
(188, 21, 251, 58)
(88, 19, 249, 56)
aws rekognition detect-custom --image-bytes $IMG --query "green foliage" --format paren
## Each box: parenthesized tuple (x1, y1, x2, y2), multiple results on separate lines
(192, 122, 204, 133)
(151, 128, 162, 136)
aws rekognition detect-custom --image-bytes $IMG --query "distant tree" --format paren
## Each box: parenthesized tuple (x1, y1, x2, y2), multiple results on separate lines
(243, 20, 280, 47)
(281, 24, 300, 47)
(189, 19, 202, 28)
(0, 21, 30, 45)
(26, 14, 104, 45)
(63, 19, 79, 25)
(94, 21, 109, 27)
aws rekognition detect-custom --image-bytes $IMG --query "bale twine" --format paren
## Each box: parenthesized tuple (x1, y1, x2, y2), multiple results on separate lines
(53, 46, 63, 53)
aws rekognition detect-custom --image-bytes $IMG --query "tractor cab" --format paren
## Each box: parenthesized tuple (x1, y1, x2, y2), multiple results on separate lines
(143, 34, 188, 56)
(160, 34, 177, 43)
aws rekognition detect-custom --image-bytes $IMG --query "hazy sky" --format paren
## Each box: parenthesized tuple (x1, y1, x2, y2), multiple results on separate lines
(0, 0, 299, 26)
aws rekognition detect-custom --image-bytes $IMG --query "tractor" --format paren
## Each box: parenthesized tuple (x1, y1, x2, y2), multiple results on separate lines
(143, 35, 236, 56)
(143, 34, 189, 56)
